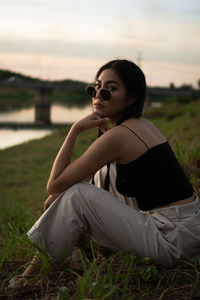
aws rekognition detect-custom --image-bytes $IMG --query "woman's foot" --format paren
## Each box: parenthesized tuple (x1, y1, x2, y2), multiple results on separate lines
(8, 255, 41, 289)
(8, 275, 31, 289)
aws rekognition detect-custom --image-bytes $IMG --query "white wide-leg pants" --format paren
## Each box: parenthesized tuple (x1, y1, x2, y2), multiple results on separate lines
(27, 163, 200, 266)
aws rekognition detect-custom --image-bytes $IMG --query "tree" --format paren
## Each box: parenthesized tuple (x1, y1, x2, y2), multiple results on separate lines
(169, 82, 175, 90)
(197, 79, 200, 92)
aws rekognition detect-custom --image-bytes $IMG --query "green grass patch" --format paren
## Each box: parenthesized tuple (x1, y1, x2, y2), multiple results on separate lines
(0, 88, 35, 111)
(0, 100, 200, 298)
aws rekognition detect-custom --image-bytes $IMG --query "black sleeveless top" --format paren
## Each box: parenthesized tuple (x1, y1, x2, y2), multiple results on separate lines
(115, 125, 194, 211)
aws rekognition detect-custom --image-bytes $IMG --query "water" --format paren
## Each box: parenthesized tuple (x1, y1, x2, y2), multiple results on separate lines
(0, 129, 53, 149)
(0, 104, 92, 149)
(0, 104, 92, 123)
(0, 102, 162, 149)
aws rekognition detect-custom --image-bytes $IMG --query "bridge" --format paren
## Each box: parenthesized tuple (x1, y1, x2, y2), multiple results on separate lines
(0, 76, 195, 128)
(145, 87, 195, 107)
(0, 76, 87, 127)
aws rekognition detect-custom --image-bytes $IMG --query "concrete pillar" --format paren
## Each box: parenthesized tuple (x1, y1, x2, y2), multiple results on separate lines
(34, 87, 53, 124)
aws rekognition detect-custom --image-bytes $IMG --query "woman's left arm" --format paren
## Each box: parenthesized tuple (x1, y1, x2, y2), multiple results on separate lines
(46, 120, 122, 196)
(46, 112, 114, 195)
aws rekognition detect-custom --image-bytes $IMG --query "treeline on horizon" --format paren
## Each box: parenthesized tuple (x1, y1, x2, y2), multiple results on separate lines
(1, 68, 200, 90)
(0, 69, 200, 111)
(0, 69, 87, 86)
(0, 69, 91, 109)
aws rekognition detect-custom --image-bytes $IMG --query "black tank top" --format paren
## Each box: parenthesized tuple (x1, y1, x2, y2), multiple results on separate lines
(115, 125, 194, 210)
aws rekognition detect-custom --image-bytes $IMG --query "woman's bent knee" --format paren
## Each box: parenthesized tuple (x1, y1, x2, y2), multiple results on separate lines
(60, 182, 93, 207)
(63, 182, 90, 198)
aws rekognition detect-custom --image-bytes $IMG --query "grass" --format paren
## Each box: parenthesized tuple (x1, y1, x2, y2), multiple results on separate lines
(0, 88, 35, 111)
(0, 99, 200, 299)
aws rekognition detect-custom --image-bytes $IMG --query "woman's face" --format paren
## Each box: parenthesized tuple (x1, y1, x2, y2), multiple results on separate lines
(92, 68, 131, 122)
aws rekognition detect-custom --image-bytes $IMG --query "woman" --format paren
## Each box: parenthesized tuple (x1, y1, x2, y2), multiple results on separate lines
(9, 59, 200, 287)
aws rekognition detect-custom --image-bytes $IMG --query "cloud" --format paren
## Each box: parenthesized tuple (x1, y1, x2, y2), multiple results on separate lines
(1, 33, 199, 66)
(0, 0, 199, 86)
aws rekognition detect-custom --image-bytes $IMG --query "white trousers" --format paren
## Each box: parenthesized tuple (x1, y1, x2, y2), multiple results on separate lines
(27, 163, 200, 266)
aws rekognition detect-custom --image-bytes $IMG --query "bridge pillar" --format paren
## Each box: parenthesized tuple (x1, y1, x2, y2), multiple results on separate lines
(34, 87, 53, 124)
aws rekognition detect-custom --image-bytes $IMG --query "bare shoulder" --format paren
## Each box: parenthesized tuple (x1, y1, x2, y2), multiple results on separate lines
(89, 125, 135, 163)
(122, 118, 166, 142)
(122, 117, 156, 130)
(96, 123, 144, 164)
(95, 117, 167, 164)
(141, 118, 167, 142)
(98, 124, 134, 143)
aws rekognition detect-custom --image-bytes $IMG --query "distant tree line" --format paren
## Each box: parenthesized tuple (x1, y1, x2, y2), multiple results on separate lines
(0, 69, 91, 109)
(0, 69, 199, 107)
(0, 69, 88, 86)
(0, 69, 40, 82)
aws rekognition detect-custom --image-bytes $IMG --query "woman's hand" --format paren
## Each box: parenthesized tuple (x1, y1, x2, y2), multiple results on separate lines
(44, 194, 59, 211)
(73, 112, 110, 132)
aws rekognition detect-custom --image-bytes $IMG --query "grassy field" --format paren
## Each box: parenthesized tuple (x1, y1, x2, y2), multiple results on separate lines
(0, 100, 200, 299)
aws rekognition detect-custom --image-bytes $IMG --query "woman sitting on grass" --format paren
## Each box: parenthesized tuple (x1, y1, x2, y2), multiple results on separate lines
(9, 59, 200, 287)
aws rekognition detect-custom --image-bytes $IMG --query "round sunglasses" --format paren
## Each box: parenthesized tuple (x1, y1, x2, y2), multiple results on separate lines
(86, 85, 112, 101)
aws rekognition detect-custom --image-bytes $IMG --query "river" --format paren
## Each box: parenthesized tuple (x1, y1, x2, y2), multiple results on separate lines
(0, 104, 92, 149)
(0, 102, 162, 150)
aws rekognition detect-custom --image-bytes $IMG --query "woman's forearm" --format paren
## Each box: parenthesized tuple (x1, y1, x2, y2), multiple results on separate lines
(46, 112, 110, 195)
(46, 124, 80, 191)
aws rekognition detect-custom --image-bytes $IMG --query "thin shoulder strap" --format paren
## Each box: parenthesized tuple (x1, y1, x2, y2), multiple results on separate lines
(119, 124, 150, 150)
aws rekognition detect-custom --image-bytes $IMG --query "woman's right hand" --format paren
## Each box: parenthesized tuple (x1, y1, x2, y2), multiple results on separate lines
(73, 112, 110, 133)
(44, 194, 59, 211)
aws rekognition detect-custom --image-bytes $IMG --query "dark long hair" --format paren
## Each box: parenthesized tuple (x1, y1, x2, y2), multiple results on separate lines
(93, 59, 146, 190)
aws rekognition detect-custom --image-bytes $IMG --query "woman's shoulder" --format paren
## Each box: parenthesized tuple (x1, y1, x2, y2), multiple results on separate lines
(100, 118, 150, 143)
(121, 117, 153, 128)
(99, 117, 166, 147)
(118, 117, 167, 148)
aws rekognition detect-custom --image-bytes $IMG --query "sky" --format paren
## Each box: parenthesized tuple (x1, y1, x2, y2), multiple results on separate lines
(0, 0, 199, 87)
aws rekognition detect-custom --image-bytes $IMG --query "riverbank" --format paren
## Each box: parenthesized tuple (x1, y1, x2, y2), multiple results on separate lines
(0, 104, 92, 149)
(0, 121, 69, 129)
(0, 100, 200, 299)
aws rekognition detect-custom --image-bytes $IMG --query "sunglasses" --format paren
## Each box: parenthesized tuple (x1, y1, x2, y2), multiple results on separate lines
(86, 85, 112, 101)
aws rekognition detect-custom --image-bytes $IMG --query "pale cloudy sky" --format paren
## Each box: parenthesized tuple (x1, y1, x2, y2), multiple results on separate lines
(0, 0, 199, 87)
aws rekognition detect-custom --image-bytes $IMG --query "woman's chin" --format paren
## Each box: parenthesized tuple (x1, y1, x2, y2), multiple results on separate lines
(93, 108, 108, 118)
